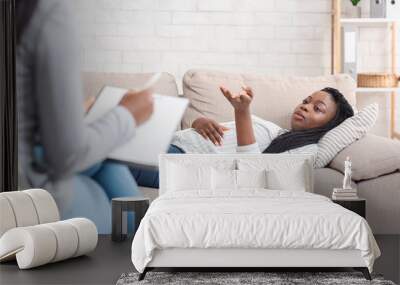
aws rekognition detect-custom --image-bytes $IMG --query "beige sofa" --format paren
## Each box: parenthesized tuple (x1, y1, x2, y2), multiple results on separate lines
(83, 69, 400, 234)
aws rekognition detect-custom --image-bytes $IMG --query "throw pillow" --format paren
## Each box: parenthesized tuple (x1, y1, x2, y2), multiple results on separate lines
(315, 103, 378, 168)
(329, 134, 400, 181)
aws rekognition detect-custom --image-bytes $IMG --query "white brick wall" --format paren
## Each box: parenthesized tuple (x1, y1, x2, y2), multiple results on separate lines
(74, 0, 399, 136)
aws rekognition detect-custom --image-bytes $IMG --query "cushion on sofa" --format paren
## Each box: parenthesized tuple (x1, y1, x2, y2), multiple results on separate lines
(315, 103, 378, 168)
(182, 69, 357, 129)
(329, 134, 400, 181)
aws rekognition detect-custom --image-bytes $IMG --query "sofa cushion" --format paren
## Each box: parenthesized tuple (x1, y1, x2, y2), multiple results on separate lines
(182, 69, 356, 129)
(329, 134, 400, 181)
(82, 72, 179, 99)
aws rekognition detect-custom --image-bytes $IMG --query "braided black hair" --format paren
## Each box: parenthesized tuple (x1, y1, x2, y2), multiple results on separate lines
(263, 87, 354, 154)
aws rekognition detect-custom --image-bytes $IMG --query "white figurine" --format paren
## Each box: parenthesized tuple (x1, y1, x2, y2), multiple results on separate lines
(343, 156, 352, 190)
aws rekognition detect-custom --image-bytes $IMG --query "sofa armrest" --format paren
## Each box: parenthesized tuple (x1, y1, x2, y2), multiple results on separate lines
(329, 134, 400, 181)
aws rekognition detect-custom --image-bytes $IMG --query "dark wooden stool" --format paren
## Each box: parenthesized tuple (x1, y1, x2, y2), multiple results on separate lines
(112, 197, 150, 242)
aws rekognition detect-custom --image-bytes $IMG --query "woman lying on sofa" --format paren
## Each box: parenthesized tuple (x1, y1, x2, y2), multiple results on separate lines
(130, 87, 354, 188)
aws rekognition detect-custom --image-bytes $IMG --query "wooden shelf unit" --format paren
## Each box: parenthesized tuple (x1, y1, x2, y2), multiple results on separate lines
(332, 0, 399, 139)
(341, 18, 398, 25)
(356, 87, 400, 92)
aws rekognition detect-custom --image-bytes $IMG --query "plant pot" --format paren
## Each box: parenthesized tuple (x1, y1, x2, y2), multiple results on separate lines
(348, 6, 362, 18)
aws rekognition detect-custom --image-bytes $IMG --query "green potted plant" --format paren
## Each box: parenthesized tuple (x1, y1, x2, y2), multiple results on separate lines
(348, 0, 362, 18)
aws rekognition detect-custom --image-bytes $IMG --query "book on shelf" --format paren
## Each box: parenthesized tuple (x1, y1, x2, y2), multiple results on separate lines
(332, 188, 359, 200)
(332, 195, 360, 200)
(332, 194, 359, 200)
(332, 193, 358, 197)
(333, 188, 357, 193)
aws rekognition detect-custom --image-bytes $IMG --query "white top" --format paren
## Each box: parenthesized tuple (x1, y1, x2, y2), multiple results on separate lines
(171, 115, 318, 157)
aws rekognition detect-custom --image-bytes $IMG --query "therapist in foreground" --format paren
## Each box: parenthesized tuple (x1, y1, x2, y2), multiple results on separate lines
(16, 0, 152, 233)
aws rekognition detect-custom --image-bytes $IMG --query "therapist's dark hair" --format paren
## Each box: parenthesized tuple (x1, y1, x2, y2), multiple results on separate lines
(263, 87, 354, 154)
(16, 0, 39, 44)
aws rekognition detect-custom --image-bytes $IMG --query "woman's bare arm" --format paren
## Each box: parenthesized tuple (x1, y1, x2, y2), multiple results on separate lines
(234, 109, 255, 146)
(220, 86, 256, 146)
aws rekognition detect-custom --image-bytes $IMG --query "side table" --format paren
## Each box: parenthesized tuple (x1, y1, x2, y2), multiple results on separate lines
(332, 198, 366, 218)
(112, 197, 150, 242)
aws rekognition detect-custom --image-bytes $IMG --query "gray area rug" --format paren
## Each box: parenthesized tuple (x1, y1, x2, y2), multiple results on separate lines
(117, 271, 396, 285)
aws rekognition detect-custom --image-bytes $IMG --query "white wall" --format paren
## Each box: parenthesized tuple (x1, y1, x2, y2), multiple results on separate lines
(74, 0, 399, 137)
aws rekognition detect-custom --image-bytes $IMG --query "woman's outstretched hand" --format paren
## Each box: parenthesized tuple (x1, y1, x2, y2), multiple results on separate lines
(220, 85, 254, 112)
(192, 117, 230, 146)
(220, 85, 256, 147)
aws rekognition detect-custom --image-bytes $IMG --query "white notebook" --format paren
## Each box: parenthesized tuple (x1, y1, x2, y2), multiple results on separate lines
(85, 86, 188, 169)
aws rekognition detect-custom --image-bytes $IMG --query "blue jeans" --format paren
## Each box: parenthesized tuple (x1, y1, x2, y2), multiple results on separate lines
(80, 161, 141, 233)
(80, 161, 141, 200)
(130, 144, 185, 188)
